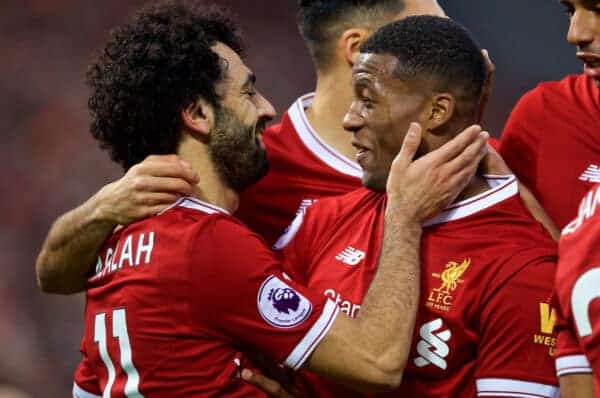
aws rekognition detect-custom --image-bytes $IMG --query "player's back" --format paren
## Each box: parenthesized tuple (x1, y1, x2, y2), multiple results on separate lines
(554, 184, 600, 394)
(82, 198, 265, 397)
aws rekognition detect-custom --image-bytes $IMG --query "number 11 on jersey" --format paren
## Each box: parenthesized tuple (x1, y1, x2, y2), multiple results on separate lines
(94, 308, 144, 398)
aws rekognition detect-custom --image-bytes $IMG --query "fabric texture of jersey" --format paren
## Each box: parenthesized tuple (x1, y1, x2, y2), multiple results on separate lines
(280, 176, 559, 398)
(499, 74, 600, 229)
(237, 93, 362, 245)
(73, 197, 338, 397)
(554, 184, 600, 394)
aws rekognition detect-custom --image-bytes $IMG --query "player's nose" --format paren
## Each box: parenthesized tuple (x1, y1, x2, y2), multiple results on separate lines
(256, 92, 276, 122)
(567, 9, 595, 48)
(343, 101, 364, 133)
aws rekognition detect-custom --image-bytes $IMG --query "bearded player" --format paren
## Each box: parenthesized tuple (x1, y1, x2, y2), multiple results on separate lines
(553, 183, 600, 398)
(256, 16, 560, 398)
(59, 2, 489, 397)
(499, 0, 600, 230)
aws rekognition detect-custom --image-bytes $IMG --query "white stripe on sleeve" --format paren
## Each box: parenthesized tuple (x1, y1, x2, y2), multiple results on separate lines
(284, 299, 339, 370)
(476, 377, 559, 398)
(555, 354, 592, 376)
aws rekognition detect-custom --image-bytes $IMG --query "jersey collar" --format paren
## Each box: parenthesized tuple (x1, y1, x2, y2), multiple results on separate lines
(162, 197, 230, 215)
(288, 93, 363, 178)
(424, 175, 518, 227)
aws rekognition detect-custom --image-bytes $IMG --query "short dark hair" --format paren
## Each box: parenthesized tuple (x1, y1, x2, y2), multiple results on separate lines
(361, 15, 486, 122)
(87, 0, 243, 170)
(297, 0, 404, 70)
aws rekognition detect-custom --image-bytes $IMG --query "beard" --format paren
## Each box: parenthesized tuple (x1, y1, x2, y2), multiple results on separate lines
(208, 106, 269, 193)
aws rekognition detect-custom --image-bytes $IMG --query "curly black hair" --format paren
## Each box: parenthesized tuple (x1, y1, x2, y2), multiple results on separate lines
(87, 0, 243, 170)
(297, 0, 405, 70)
(361, 15, 486, 124)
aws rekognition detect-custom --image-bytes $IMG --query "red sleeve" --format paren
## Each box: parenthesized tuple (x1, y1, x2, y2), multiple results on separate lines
(554, 299, 592, 377)
(188, 216, 338, 370)
(498, 89, 542, 191)
(475, 259, 559, 397)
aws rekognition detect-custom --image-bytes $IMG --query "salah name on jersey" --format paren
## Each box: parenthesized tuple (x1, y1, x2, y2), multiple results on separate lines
(554, 184, 600, 394)
(72, 197, 339, 398)
(278, 175, 559, 398)
(499, 74, 600, 229)
(237, 93, 362, 245)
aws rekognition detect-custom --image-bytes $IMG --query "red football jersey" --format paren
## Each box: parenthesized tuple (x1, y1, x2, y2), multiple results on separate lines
(72, 197, 339, 397)
(279, 176, 559, 398)
(554, 184, 600, 394)
(499, 74, 600, 229)
(237, 93, 362, 245)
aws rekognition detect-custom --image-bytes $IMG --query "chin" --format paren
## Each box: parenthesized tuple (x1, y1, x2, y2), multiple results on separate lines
(362, 174, 386, 193)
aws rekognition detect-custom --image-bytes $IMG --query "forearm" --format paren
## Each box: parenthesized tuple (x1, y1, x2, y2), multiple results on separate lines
(559, 374, 595, 398)
(36, 192, 116, 294)
(354, 205, 421, 374)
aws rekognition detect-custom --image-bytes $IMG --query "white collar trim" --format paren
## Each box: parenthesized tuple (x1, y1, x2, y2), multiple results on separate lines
(287, 93, 363, 178)
(160, 197, 230, 215)
(424, 175, 518, 227)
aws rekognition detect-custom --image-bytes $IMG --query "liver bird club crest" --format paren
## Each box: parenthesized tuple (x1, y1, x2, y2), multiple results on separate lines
(426, 259, 471, 312)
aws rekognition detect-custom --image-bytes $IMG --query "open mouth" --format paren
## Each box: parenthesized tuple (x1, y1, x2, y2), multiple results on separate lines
(352, 141, 371, 164)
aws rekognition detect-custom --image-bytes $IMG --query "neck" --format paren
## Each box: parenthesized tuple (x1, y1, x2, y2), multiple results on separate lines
(177, 134, 239, 214)
(305, 65, 357, 160)
(453, 174, 490, 203)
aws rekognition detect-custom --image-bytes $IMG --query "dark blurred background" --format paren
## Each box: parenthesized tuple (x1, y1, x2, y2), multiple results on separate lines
(0, 0, 578, 396)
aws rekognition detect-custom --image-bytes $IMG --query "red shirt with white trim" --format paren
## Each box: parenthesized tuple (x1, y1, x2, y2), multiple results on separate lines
(279, 176, 559, 398)
(499, 74, 600, 229)
(73, 197, 338, 397)
(237, 93, 362, 246)
(554, 184, 600, 394)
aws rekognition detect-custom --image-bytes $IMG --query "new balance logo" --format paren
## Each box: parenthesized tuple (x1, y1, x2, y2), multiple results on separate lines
(414, 318, 452, 370)
(335, 246, 365, 266)
(580, 164, 600, 183)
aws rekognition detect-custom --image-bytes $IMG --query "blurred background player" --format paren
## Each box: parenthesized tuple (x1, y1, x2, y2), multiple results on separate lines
(55, 2, 488, 396)
(246, 16, 560, 398)
(498, 0, 600, 229)
(554, 184, 600, 398)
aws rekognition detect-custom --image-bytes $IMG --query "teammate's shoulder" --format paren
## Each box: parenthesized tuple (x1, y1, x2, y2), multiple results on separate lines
(529, 73, 593, 100)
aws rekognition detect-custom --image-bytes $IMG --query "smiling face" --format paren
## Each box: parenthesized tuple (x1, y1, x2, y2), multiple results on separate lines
(560, 0, 600, 84)
(208, 43, 276, 192)
(343, 53, 431, 192)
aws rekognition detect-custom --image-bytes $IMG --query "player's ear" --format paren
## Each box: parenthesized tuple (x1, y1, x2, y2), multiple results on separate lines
(341, 28, 370, 66)
(425, 93, 455, 133)
(181, 97, 213, 139)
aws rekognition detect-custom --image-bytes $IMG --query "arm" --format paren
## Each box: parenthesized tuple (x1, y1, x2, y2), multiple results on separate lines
(306, 124, 489, 391)
(36, 155, 198, 294)
(559, 374, 595, 398)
